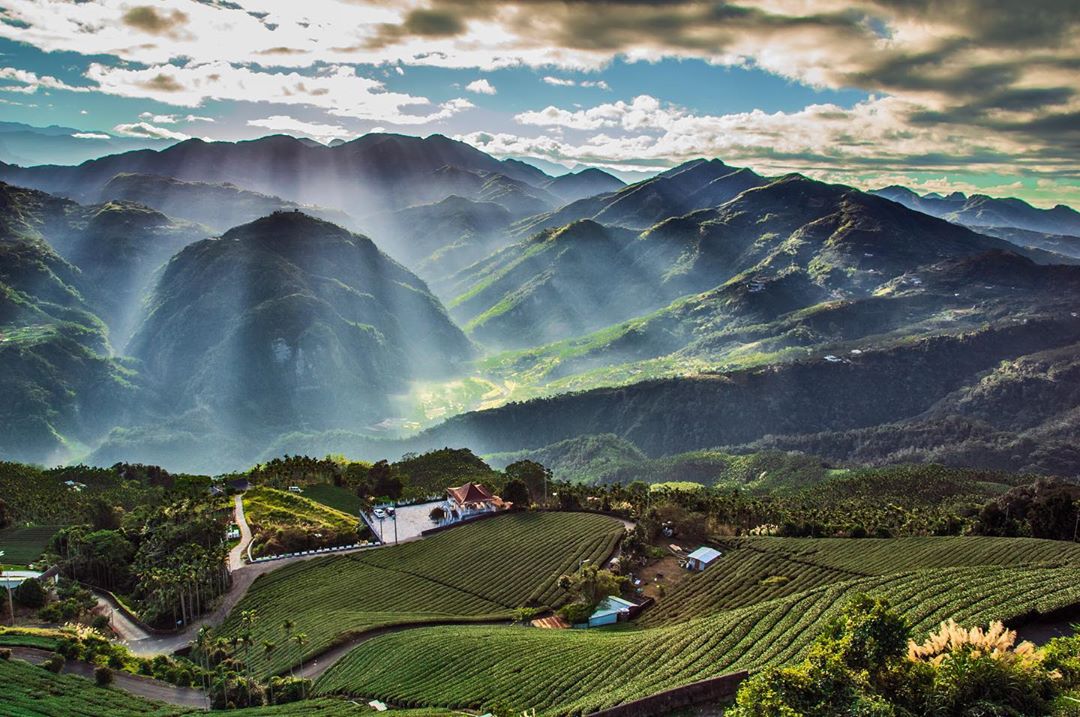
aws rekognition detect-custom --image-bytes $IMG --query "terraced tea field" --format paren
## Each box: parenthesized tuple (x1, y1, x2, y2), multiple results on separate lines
(0, 524, 60, 564)
(215, 511, 625, 676)
(314, 536, 1080, 715)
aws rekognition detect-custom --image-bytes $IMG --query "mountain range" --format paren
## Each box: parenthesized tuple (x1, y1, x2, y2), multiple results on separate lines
(3, 129, 1080, 476)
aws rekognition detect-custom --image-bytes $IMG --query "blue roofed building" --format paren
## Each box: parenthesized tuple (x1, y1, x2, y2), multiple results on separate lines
(587, 595, 638, 628)
(686, 546, 722, 571)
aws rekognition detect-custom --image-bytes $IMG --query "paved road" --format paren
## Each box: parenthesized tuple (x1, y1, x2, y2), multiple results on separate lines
(230, 494, 252, 571)
(11, 646, 208, 709)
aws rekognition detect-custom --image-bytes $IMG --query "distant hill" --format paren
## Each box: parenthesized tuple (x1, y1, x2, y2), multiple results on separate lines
(541, 167, 625, 204)
(0, 121, 174, 166)
(0, 133, 555, 218)
(98, 173, 354, 232)
(872, 185, 1080, 237)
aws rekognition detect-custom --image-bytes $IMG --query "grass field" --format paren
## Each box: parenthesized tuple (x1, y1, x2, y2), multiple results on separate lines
(314, 536, 1080, 715)
(243, 487, 363, 556)
(215, 511, 625, 677)
(301, 483, 364, 516)
(0, 524, 61, 564)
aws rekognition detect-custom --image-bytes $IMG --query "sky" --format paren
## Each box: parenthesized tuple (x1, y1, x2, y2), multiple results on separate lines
(0, 0, 1078, 207)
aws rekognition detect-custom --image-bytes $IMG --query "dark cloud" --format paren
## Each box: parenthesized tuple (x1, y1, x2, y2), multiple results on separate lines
(122, 6, 190, 37)
(139, 73, 184, 92)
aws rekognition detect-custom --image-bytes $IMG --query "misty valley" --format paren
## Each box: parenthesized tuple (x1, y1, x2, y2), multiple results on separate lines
(2, 132, 1080, 478)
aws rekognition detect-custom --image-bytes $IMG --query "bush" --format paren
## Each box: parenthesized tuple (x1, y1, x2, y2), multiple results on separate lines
(0, 647, 10, 660)
(94, 665, 113, 686)
(558, 602, 593, 625)
(91, 614, 110, 632)
(42, 653, 65, 673)
(14, 578, 47, 608)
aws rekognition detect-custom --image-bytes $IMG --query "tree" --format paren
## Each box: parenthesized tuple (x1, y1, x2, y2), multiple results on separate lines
(429, 506, 447, 522)
(293, 633, 308, 698)
(505, 461, 551, 503)
(502, 478, 530, 509)
(0, 498, 11, 529)
(369, 461, 403, 500)
(558, 564, 626, 609)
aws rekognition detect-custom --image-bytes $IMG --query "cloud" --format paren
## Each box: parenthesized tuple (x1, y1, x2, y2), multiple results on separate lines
(542, 76, 610, 90)
(139, 112, 214, 123)
(0, 67, 90, 94)
(71, 131, 110, 140)
(113, 121, 190, 141)
(465, 78, 496, 95)
(85, 62, 473, 124)
(247, 115, 351, 141)
(121, 6, 190, 38)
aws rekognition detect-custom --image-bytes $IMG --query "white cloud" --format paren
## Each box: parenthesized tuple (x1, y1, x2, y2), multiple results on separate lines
(0, 67, 90, 94)
(113, 121, 190, 141)
(465, 78, 496, 95)
(71, 131, 110, 140)
(248, 115, 351, 141)
(542, 76, 610, 90)
(139, 111, 214, 124)
(85, 62, 472, 125)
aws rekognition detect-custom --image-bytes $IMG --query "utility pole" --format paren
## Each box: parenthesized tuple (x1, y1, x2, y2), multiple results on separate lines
(0, 551, 12, 627)
(393, 509, 398, 545)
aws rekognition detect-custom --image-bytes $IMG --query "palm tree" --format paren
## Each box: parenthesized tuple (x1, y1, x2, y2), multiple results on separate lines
(262, 641, 277, 704)
(282, 619, 295, 677)
(293, 633, 308, 698)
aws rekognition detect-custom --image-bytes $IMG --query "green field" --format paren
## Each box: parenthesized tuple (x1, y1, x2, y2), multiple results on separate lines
(0, 655, 452, 716)
(314, 536, 1080, 715)
(0, 657, 181, 717)
(301, 483, 364, 516)
(0, 524, 61, 565)
(243, 486, 363, 556)
(216, 511, 625, 676)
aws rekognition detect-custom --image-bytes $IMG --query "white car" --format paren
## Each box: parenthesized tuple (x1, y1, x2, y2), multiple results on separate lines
(373, 508, 386, 519)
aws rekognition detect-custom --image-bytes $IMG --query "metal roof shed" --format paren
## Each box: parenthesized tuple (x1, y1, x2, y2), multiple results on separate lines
(686, 546, 722, 571)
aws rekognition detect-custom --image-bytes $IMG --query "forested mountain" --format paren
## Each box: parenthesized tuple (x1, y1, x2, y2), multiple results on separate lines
(128, 211, 472, 438)
(450, 174, 1069, 349)
(3, 132, 1080, 475)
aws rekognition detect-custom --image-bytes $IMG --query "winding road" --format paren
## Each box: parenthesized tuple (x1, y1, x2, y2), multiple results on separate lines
(100, 494, 378, 657)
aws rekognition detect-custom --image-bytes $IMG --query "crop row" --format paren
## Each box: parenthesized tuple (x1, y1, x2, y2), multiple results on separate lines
(215, 511, 625, 676)
(315, 563, 1080, 716)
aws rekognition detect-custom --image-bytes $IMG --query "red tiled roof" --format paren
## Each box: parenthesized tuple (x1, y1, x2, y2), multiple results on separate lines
(447, 482, 495, 505)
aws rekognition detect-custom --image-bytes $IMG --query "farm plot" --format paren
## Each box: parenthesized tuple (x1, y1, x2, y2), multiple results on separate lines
(215, 511, 625, 677)
(0, 657, 181, 717)
(0, 524, 61, 564)
(642, 536, 1080, 627)
(315, 562, 1080, 716)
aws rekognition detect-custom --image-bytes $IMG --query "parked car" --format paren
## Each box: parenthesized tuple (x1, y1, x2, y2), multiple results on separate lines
(288, 486, 302, 493)
(373, 508, 386, 519)
(386, 506, 396, 517)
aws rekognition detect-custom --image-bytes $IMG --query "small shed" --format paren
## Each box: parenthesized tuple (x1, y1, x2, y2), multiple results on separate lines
(587, 595, 637, 628)
(686, 546, 722, 571)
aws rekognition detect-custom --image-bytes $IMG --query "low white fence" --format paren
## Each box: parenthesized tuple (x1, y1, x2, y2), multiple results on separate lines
(246, 540, 380, 564)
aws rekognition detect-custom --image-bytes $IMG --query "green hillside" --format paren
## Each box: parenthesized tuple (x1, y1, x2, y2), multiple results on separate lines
(315, 537, 1080, 715)
(215, 511, 625, 676)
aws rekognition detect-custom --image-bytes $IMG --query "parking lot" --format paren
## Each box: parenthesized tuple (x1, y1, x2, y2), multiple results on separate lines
(364, 500, 445, 544)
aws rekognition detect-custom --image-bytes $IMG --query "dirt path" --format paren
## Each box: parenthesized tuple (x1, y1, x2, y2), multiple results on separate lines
(11, 646, 208, 709)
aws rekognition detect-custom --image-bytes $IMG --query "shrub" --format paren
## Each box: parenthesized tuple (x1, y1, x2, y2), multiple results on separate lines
(14, 577, 47, 608)
(42, 652, 65, 673)
(90, 614, 110, 632)
(94, 665, 113, 686)
(511, 607, 540, 624)
(0, 647, 10, 660)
